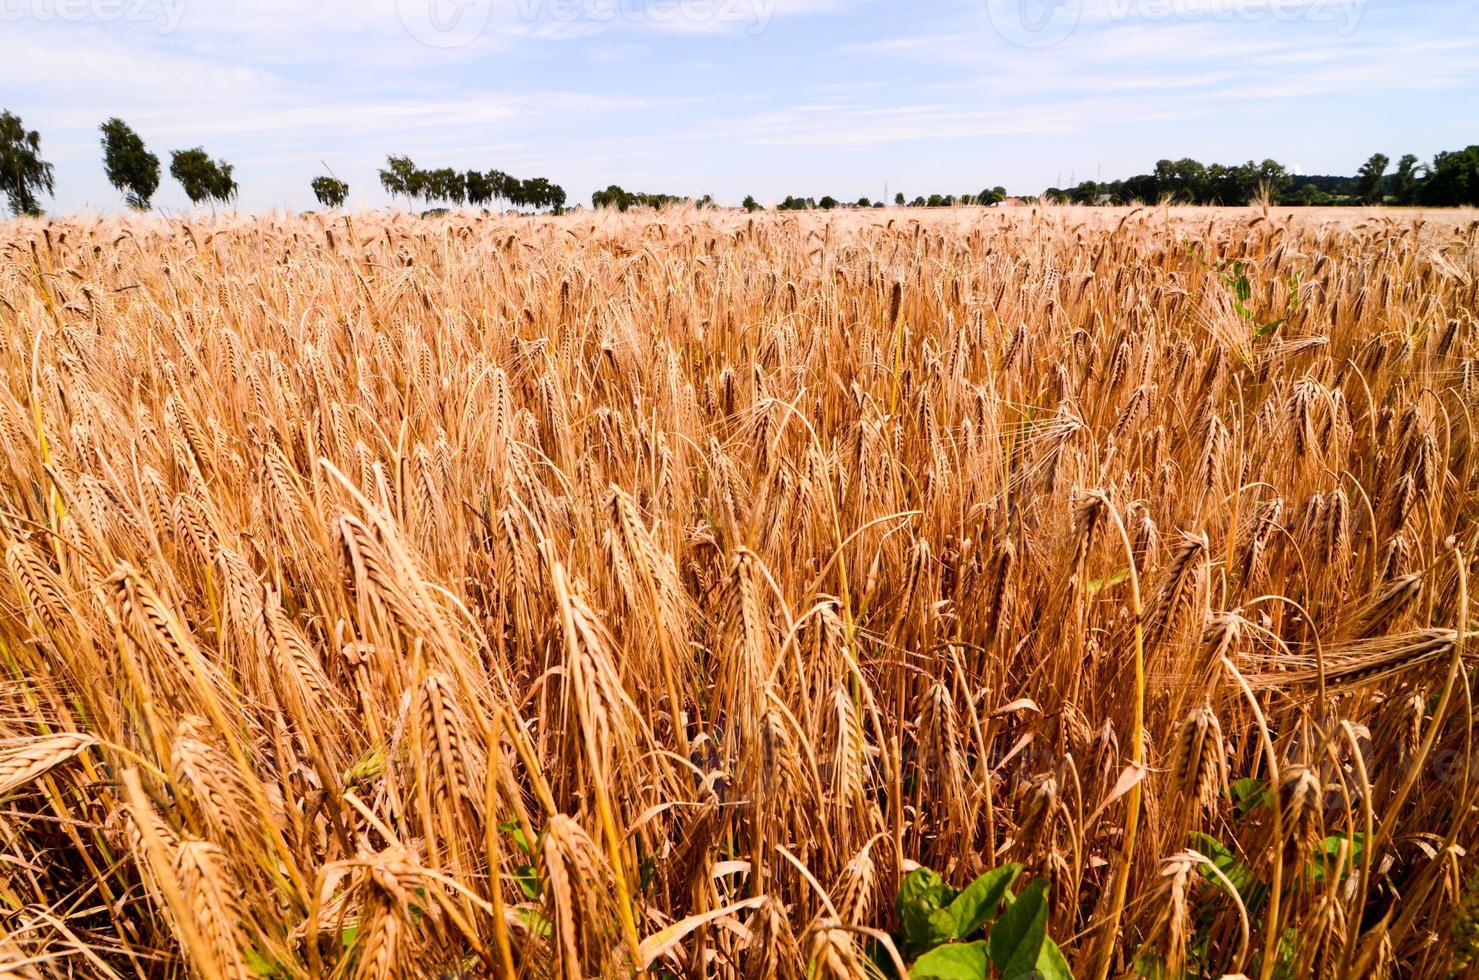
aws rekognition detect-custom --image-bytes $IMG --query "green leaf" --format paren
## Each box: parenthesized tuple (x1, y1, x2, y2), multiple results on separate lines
(1035, 936, 1074, 980)
(897, 867, 960, 954)
(245, 948, 286, 978)
(1190, 832, 1266, 912)
(911, 941, 990, 980)
(902, 907, 961, 956)
(1256, 318, 1285, 338)
(515, 863, 542, 900)
(989, 878, 1049, 978)
(948, 864, 1022, 940)
(498, 818, 532, 855)
(1311, 832, 1365, 884)
(515, 906, 553, 939)
(1231, 778, 1269, 816)
(1085, 568, 1129, 596)
(898, 867, 959, 913)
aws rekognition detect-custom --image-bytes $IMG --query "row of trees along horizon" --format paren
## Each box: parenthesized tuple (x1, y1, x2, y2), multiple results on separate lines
(2, 109, 1477, 216)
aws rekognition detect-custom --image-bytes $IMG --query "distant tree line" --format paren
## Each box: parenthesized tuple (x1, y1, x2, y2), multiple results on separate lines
(767, 188, 1009, 212)
(0, 110, 570, 216)
(378, 155, 567, 213)
(1, 106, 1475, 216)
(1044, 150, 1479, 207)
(591, 185, 718, 211)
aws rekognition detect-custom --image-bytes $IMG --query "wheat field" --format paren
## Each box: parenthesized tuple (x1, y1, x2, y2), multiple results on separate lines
(0, 204, 1477, 978)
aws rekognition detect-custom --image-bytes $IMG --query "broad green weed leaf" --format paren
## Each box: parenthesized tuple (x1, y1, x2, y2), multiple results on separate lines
(948, 864, 1022, 940)
(911, 941, 990, 980)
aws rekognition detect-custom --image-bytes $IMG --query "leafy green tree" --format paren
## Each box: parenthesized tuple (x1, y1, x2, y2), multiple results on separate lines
(856, 197, 871, 208)
(1119, 173, 1160, 203)
(1355, 153, 1389, 204)
(1291, 182, 1325, 206)
(170, 147, 236, 207)
(378, 155, 418, 203)
(592, 184, 629, 210)
(464, 170, 492, 207)
(488, 170, 516, 208)
(310, 176, 348, 209)
(1203, 163, 1245, 203)
(818, 195, 839, 209)
(894, 192, 906, 206)
(0, 110, 55, 216)
(100, 118, 159, 210)
(422, 168, 465, 206)
(1391, 153, 1421, 205)
(1418, 146, 1479, 207)
(1256, 159, 1292, 201)
(594, 185, 687, 211)
(406, 167, 429, 205)
(1153, 158, 1208, 202)
(742, 194, 761, 212)
(520, 177, 548, 210)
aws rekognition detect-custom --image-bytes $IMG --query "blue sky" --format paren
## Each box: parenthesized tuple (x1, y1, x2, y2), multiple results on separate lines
(4, 0, 1477, 212)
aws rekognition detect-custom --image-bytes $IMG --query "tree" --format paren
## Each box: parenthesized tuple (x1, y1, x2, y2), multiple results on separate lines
(311, 176, 348, 209)
(1418, 146, 1479, 207)
(1391, 154, 1421, 205)
(423, 167, 465, 206)
(488, 170, 517, 208)
(464, 170, 493, 207)
(818, 195, 839, 210)
(406, 166, 430, 205)
(1153, 158, 1208, 202)
(379, 155, 418, 203)
(742, 194, 761, 212)
(0, 110, 55, 216)
(592, 185, 629, 210)
(1255, 159, 1291, 201)
(170, 147, 236, 207)
(100, 118, 159, 210)
(894, 192, 906, 206)
(1355, 153, 1389, 204)
(520, 177, 549, 210)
